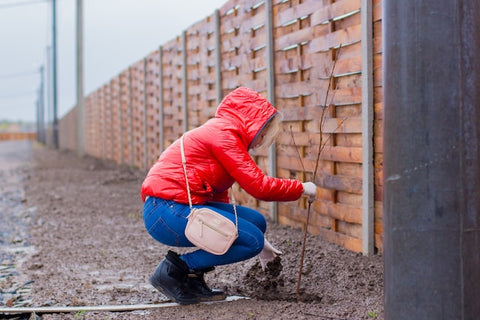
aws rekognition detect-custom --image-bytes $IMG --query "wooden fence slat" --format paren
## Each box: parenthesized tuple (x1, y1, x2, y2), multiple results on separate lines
(316, 201, 363, 224)
(373, 0, 383, 22)
(310, 0, 361, 26)
(280, 211, 363, 252)
(275, 27, 314, 51)
(316, 173, 363, 194)
(308, 24, 362, 53)
(276, 0, 326, 26)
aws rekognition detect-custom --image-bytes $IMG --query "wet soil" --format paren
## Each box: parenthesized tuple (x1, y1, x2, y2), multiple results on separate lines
(1, 141, 384, 319)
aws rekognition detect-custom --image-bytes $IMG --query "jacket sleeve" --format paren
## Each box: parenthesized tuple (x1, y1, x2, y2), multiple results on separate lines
(211, 133, 303, 202)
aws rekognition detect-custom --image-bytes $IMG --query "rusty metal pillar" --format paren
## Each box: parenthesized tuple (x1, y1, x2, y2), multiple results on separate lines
(383, 0, 480, 319)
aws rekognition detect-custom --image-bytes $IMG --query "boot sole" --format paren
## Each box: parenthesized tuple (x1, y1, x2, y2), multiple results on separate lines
(150, 276, 199, 305)
(198, 294, 227, 302)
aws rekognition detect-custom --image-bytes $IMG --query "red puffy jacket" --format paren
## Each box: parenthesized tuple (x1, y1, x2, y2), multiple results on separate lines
(141, 87, 303, 204)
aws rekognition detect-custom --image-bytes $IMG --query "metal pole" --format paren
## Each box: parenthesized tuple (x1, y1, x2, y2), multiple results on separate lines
(265, 0, 278, 222)
(38, 66, 45, 144)
(45, 46, 52, 145)
(76, 0, 85, 156)
(383, 0, 480, 318)
(361, 0, 374, 256)
(51, 0, 58, 148)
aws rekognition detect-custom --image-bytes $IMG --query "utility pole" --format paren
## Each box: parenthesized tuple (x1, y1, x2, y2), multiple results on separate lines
(38, 66, 45, 144)
(76, 0, 85, 156)
(46, 46, 52, 145)
(51, 0, 58, 148)
(36, 93, 40, 143)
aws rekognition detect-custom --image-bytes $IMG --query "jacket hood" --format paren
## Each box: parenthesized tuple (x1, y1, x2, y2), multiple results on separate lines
(215, 87, 277, 148)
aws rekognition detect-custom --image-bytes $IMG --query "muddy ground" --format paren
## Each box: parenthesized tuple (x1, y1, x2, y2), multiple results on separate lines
(0, 141, 384, 319)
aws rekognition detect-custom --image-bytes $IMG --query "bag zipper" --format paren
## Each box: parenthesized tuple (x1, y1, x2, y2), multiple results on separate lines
(198, 218, 235, 238)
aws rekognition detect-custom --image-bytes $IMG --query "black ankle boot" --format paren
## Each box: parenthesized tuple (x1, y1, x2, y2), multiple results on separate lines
(150, 251, 199, 305)
(186, 267, 227, 301)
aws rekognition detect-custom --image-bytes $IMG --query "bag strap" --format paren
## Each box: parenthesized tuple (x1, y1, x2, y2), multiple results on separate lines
(180, 135, 238, 229)
(180, 135, 193, 210)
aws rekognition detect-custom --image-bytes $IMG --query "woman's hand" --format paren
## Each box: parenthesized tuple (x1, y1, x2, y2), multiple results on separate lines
(258, 238, 282, 271)
(302, 182, 317, 201)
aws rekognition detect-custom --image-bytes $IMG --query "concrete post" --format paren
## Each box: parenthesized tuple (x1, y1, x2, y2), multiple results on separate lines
(361, 0, 374, 256)
(265, 0, 278, 222)
(383, 0, 480, 319)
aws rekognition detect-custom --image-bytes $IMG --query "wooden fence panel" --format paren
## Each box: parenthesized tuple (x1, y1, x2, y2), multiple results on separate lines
(130, 60, 146, 169)
(145, 51, 161, 168)
(119, 69, 131, 165)
(219, 0, 267, 95)
(58, 107, 76, 150)
(88, 91, 96, 158)
(272, 0, 364, 251)
(110, 76, 121, 164)
(84, 96, 92, 155)
(98, 87, 106, 159)
(96, 90, 104, 159)
(88, 92, 98, 158)
(106, 83, 113, 161)
(162, 37, 185, 147)
(185, 14, 218, 128)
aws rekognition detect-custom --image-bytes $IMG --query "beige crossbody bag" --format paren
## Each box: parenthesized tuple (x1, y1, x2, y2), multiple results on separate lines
(181, 135, 238, 255)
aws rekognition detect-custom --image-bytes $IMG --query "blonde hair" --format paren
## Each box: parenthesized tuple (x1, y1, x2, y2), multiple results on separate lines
(251, 112, 283, 150)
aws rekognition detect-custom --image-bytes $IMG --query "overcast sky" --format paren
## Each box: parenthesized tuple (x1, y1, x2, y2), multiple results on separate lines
(0, 0, 227, 122)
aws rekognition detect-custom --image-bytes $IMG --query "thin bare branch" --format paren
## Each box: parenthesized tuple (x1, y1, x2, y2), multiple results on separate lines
(289, 125, 306, 173)
(296, 44, 343, 302)
(313, 44, 342, 181)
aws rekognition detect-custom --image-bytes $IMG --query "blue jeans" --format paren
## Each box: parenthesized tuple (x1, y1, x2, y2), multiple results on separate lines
(143, 196, 266, 270)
